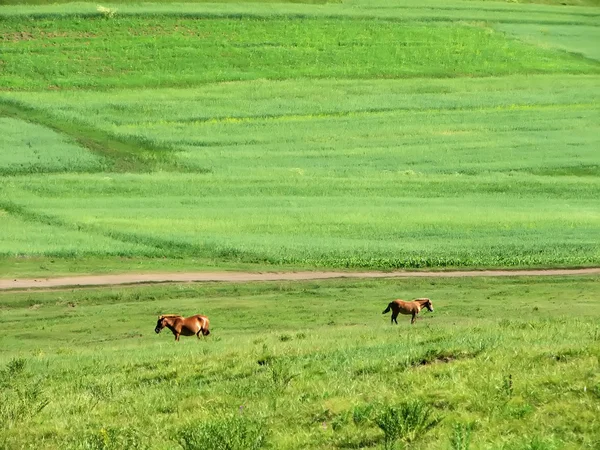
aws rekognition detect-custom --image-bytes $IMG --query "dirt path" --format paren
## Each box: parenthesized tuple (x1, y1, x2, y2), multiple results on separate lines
(1, 268, 599, 291)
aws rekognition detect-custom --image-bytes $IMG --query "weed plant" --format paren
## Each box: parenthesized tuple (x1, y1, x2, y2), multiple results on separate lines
(179, 415, 268, 450)
(374, 400, 440, 449)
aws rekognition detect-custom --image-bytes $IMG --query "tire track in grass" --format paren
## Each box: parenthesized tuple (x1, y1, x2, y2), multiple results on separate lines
(0, 199, 267, 261)
(0, 98, 178, 173)
(157, 101, 599, 128)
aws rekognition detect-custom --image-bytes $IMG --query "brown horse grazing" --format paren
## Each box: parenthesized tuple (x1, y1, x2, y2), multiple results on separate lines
(382, 298, 434, 325)
(155, 314, 210, 341)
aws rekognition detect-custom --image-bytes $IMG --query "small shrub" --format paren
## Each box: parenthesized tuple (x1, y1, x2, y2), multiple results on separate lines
(504, 401, 533, 419)
(590, 382, 600, 399)
(269, 359, 296, 392)
(373, 400, 441, 449)
(178, 415, 267, 450)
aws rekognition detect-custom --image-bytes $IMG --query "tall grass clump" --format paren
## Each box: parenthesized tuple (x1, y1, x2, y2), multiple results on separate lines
(67, 427, 148, 450)
(178, 415, 268, 450)
(450, 423, 473, 450)
(373, 400, 441, 449)
(0, 359, 49, 440)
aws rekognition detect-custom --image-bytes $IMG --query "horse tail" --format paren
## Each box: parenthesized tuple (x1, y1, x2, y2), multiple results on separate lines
(382, 303, 392, 314)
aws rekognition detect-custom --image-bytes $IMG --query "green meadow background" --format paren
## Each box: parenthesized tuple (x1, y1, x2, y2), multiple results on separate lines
(1, 0, 599, 275)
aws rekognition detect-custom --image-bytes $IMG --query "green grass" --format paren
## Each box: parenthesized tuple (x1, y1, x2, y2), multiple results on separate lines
(498, 23, 600, 61)
(0, 0, 331, 5)
(1, 17, 596, 91)
(474, 0, 600, 6)
(0, 255, 290, 279)
(0, 100, 176, 172)
(1, 75, 599, 269)
(0, 117, 107, 175)
(2, 172, 600, 268)
(2, 1, 599, 26)
(9, 76, 598, 176)
(0, 208, 159, 257)
(1, 276, 599, 448)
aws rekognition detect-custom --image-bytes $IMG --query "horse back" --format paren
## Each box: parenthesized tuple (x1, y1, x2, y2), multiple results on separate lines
(392, 299, 419, 313)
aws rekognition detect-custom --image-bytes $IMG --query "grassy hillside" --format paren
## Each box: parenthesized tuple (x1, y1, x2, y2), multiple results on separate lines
(1, 276, 599, 449)
(0, 0, 599, 274)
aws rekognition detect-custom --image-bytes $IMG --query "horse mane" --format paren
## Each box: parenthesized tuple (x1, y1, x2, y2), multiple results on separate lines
(159, 314, 183, 318)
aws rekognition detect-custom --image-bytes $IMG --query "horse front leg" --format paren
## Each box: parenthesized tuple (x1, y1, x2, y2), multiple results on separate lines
(411, 313, 416, 324)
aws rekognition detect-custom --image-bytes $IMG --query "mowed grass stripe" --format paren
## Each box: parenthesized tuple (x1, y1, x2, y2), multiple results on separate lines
(0, 206, 160, 257)
(0, 199, 218, 259)
(6, 75, 597, 126)
(1, 0, 599, 25)
(115, 101, 598, 128)
(0, 99, 178, 172)
(3, 175, 599, 268)
(5, 76, 598, 176)
(1, 18, 598, 90)
(0, 117, 107, 176)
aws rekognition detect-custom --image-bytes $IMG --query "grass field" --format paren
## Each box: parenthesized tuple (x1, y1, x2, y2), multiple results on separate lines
(1, 1, 599, 274)
(2, 77, 599, 272)
(1, 276, 599, 449)
(1, 0, 600, 448)
(0, 2, 599, 279)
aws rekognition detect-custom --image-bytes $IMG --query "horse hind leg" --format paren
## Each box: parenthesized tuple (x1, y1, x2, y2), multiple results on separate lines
(411, 313, 417, 324)
(392, 314, 398, 325)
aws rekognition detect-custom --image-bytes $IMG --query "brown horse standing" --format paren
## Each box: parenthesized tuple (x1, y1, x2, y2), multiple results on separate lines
(382, 298, 434, 325)
(154, 314, 210, 341)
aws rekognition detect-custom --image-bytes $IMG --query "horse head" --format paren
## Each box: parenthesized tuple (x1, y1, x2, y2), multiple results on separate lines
(155, 315, 167, 334)
(424, 299, 434, 312)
